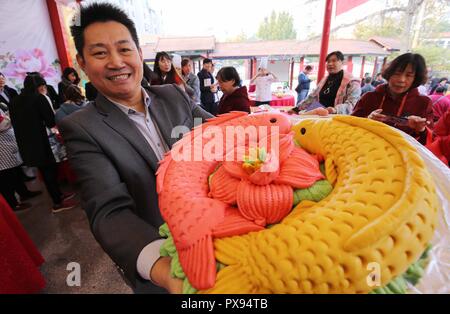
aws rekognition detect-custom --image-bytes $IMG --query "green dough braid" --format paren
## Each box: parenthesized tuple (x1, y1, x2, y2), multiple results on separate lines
(293, 179, 333, 205)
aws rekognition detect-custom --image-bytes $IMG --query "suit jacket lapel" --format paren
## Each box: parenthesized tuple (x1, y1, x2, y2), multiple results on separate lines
(95, 94, 160, 172)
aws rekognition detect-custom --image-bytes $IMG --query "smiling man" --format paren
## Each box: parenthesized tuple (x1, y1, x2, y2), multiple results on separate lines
(58, 3, 212, 293)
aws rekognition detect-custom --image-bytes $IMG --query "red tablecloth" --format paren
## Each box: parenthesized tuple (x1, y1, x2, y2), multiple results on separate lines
(249, 93, 295, 107)
(0, 195, 46, 293)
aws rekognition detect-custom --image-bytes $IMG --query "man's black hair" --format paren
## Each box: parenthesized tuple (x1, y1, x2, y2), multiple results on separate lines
(304, 65, 313, 71)
(203, 58, 213, 65)
(70, 2, 140, 58)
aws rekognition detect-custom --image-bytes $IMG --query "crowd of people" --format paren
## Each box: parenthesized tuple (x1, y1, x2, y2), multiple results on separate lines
(0, 70, 80, 213)
(0, 1, 449, 295)
(290, 51, 449, 164)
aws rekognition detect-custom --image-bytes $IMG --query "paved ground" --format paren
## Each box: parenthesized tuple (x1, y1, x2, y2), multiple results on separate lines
(14, 177, 132, 294)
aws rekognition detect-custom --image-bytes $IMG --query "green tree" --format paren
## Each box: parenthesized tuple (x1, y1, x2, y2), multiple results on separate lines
(353, 16, 404, 40)
(413, 45, 450, 75)
(256, 11, 297, 40)
(226, 31, 250, 43)
(350, 0, 450, 75)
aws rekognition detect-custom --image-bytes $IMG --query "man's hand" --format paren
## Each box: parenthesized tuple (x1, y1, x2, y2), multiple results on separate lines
(407, 115, 429, 133)
(150, 256, 183, 294)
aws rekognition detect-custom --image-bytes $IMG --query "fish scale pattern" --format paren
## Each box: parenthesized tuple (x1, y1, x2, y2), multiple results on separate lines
(204, 116, 438, 294)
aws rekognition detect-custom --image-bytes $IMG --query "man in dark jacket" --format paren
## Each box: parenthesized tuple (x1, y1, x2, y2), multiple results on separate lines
(197, 58, 217, 115)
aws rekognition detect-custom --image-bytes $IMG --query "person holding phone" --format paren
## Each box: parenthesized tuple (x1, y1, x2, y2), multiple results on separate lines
(289, 51, 361, 115)
(352, 53, 434, 145)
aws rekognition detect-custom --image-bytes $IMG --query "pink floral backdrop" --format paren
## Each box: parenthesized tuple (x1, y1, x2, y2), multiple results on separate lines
(0, 1, 61, 91)
(1, 49, 60, 91)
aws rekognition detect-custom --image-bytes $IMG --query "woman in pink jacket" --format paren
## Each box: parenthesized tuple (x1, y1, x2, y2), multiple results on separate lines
(291, 51, 361, 115)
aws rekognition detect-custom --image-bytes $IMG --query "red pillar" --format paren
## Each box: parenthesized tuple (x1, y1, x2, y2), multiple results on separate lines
(347, 56, 353, 74)
(46, 0, 72, 71)
(360, 56, 366, 79)
(251, 57, 257, 78)
(244, 59, 252, 80)
(289, 58, 295, 89)
(299, 56, 305, 72)
(317, 0, 334, 82)
(382, 57, 388, 71)
(372, 56, 378, 77)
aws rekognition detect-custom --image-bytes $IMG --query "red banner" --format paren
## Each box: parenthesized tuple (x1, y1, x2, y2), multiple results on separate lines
(335, 0, 369, 16)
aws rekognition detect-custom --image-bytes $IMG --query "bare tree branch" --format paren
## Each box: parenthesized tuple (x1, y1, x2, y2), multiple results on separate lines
(308, 7, 406, 40)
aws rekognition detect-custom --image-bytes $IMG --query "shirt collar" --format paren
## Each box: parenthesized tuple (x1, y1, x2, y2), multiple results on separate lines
(109, 88, 151, 115)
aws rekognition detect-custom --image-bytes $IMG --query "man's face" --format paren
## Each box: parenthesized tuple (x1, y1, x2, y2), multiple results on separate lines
(0, 75, 5, 88)
(77, 21, 143, 103)
(305, 69, 312, 75)
(203, 62, 212, 72)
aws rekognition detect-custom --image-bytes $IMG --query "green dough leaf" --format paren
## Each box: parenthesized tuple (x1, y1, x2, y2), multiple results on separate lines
(293, 180, 333, 205)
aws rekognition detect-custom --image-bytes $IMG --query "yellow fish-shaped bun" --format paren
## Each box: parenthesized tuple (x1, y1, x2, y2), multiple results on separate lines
(201, 115, 438, 294)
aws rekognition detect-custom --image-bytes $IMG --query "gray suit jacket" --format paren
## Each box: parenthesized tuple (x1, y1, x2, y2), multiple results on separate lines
(59, 84, 212, 293)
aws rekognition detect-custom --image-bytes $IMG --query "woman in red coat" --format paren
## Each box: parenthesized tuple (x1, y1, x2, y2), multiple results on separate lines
(216, 66, 250, 115)
(352, 53, 433, 145)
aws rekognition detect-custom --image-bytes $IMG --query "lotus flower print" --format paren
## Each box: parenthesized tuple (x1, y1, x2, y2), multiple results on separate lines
(3, 48, 58, 82)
